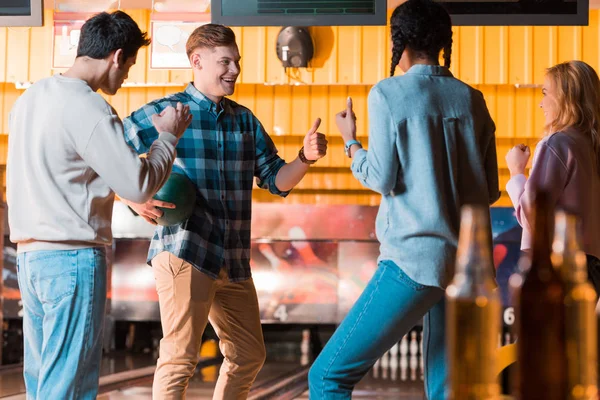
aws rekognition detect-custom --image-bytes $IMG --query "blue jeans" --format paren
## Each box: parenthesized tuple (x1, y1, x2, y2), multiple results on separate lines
(308, 260, 446, 399)
(17, 248, 107, 400)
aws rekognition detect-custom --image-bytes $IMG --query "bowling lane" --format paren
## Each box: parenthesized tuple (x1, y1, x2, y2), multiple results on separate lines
(4, 325, 517, 399)
(0, 327, 431, 399)
(101, 354, 428, 400)
(0, 365, 25, 398)
(0, 353, 158, 399)
(295, 378, 425, 400)
(98, 357, 305, 399)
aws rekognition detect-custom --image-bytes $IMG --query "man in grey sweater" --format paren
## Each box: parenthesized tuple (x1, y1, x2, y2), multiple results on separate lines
(6, 11, 191, 400)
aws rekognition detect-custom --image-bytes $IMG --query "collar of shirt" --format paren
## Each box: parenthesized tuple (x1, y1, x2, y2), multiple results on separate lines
(405, 64, 453, 77)
(184, 83, 233, 116)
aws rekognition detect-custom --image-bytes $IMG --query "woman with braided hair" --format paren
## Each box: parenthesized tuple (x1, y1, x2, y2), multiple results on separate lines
(308, 0, 499, 398)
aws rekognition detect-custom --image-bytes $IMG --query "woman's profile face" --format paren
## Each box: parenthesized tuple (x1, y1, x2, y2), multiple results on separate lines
(540, 76, 559, 125)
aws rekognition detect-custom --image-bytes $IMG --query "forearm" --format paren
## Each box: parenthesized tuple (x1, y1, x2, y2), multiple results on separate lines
(348, 143, 362, 158)
(117, 135, 176, 203)
(506, 174, 527, 226)
(274, 157, 310, 192)
(83, 117, 177, 204)
(346, 86, 398, 194)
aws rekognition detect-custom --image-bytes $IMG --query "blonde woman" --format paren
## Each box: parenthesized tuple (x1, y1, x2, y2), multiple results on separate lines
(506, 60, 600, 295)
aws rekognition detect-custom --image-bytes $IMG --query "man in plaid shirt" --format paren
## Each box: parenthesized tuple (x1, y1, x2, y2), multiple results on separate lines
(122, 24, 327, 399)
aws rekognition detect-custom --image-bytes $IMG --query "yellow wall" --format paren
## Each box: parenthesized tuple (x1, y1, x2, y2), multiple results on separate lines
(2, 10, 600, 85)
(1, 9, 599, 205)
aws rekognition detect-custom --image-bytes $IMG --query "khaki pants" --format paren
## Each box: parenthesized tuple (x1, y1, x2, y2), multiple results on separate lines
(151, 252, 266, 400)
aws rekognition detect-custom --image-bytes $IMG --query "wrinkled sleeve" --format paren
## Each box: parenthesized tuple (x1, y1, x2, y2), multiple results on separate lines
(80, 114, 177, 204)
(351, 85, 399, 195)
(123, 102, 164, 155)
(253, 117, 289, 197)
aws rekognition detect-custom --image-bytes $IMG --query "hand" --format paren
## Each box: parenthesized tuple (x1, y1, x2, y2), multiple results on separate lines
(505, 144, 531, 177)
(302, 118, 328, 161)
(335, 97, 357, 142)
(152, 102, 193, 139)
(124, 198, 176, 225)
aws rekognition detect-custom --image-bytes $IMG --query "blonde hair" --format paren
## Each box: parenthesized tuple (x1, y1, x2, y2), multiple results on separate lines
(545, 60, 600, 176)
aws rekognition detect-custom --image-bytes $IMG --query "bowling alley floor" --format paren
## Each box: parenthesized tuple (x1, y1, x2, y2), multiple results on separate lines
(97, 360, 426, 400)
(0, 352, 427, 399)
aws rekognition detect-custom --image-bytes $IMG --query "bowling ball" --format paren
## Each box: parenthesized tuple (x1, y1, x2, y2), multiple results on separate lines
(153, 173, 197, 226)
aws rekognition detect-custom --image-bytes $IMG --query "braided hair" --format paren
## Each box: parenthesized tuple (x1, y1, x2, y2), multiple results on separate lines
(390, 0, 453, 76)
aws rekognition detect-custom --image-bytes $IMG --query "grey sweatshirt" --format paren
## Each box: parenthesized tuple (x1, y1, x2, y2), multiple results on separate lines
(7, 74, 177, 253)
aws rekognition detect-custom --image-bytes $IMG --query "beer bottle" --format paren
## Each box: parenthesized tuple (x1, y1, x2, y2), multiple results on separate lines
(447, 204, 501, 400)
(509, 191, 567, 400)
(552, 210, 598, 400)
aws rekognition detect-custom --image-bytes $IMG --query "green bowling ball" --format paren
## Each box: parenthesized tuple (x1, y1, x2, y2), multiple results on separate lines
(153, 173, 197, 226)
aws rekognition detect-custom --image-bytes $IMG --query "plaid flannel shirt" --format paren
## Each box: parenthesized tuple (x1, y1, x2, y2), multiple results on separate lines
(123, 83, 288, 282)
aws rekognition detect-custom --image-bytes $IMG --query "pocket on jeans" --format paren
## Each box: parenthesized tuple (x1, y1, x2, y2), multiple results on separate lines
(168, 253, 186, 277)
(93, 247, 106, 259)
(30, 251, 77, 305)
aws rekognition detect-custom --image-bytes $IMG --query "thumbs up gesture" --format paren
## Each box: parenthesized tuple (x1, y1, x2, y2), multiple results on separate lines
(335, 97, 357, 142)
(302, 118, 328, 162)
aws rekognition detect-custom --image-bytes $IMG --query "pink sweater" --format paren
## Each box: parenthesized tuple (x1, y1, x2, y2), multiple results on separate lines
(506, 128, 600, 259)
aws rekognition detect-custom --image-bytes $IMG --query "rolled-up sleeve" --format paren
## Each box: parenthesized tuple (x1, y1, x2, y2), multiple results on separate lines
(351, 85, 399, 195)
(253, 118, 289, 197)
(123, 102, 164, 155)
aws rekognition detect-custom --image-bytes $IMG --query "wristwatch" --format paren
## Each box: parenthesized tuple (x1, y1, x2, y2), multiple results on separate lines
(344, 139, 362, 158)
(298, 146, 316, 165)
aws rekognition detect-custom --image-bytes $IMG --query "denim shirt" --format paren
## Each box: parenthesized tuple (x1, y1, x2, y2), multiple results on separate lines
(352, 64, 499, 288)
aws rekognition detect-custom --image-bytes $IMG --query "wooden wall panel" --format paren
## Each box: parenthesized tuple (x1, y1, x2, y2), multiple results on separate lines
(0, 26, 6, 82)
(508, 27, 534, 85)
(3, 10, 600, 85)
(4, 10, 600, 85)
(312, 26, 338, 85)
(459, 27, 484, 84)
(5, 9, 600, 205)
(483, 27, 508, 85)
(5, 27, 31, 83)
(0, 81, 550, 205)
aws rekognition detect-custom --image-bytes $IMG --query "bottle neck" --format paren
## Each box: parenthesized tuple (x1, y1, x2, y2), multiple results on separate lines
(552, 211, 587, 282)
(454, 205, 495, 284)
(529, 192, 554, 274)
